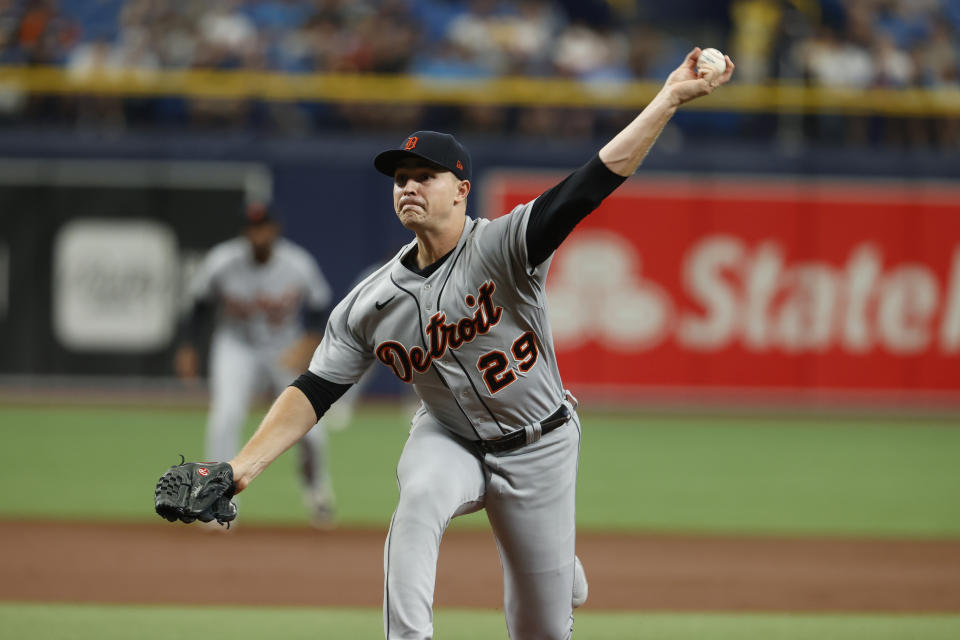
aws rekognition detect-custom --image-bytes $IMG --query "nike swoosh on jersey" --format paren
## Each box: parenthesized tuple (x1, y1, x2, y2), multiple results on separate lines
(375, 296, 396, 311)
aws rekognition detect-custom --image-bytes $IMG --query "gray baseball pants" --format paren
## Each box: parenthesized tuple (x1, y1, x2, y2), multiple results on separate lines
(383, 406, 581, 639)
(205, 331, 331, 499)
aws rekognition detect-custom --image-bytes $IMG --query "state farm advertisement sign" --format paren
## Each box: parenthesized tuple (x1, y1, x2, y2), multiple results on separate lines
(485, 175, 960, 402)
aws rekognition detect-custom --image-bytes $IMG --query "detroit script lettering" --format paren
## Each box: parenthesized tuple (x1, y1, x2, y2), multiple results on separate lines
(376, 281, 502, 382)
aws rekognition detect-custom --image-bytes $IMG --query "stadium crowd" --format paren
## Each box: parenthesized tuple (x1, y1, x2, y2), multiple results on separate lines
(0, 0, 957, 146)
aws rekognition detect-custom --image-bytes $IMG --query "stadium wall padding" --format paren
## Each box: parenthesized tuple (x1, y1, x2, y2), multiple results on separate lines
(1, 130, 957, 403)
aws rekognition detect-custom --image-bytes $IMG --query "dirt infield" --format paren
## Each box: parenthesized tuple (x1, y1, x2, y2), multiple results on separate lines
(2, 519, 959, 612)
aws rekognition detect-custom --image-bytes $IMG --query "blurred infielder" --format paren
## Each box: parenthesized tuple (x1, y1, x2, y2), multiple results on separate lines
(158, 49, 733, 638)
(174, 204, 336, 525)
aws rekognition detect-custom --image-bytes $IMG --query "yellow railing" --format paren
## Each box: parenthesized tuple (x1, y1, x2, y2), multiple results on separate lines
(2, 66, 959, 117)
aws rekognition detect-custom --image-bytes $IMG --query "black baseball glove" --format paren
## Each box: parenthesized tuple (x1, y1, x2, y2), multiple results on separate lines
(154, 456, 238, 528)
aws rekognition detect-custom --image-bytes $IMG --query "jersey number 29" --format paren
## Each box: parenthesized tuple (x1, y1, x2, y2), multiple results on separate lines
(476, 331, 539, 394)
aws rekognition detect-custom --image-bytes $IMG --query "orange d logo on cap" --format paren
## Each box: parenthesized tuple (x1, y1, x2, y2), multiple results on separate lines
(374, 131, 472, 181)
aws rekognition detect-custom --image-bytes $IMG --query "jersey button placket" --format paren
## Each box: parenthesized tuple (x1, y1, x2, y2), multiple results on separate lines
(423, 283, 433, 311)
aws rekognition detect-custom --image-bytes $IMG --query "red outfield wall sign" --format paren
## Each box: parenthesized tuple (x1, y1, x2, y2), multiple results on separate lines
(485, 175, 960, 403)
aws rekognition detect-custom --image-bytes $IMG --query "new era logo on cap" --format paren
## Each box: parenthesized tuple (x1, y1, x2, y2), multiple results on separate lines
(374, 131, 471, 181)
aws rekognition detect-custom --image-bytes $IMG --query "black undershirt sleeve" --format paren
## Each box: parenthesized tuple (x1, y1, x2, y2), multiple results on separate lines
(290, 371, 353, 422)
(525, 154, 627, 268)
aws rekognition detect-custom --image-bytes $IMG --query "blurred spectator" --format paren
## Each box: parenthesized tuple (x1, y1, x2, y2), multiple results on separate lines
(195, 0, 259, 69)
(445, 0, 510, 74)
(871, 32, 913, 88)
(795, 25, 873, 89)
(920, 20, 958, 86)
(502, 0, 562, 75)
(0, 0, 23, 64)
(552, 22, 629, 81)
(16, 0, 79, 65)
(876, 0, 935, 50)
(271, 11, 344, 72)
(729, 0, 782, 83)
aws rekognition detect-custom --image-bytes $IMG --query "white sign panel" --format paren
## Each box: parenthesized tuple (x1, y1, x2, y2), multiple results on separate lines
(53, 219, 178, 351)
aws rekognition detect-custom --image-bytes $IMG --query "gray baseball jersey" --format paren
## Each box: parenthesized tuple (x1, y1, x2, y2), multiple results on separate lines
(309, 201, 582, 639)
(191, 237, 332, 350)
(309, 202, 564, 439)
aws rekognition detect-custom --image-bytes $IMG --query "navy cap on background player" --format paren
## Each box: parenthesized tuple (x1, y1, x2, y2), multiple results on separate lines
(374, 131, 471, 181)
(244, 202, 279, 226)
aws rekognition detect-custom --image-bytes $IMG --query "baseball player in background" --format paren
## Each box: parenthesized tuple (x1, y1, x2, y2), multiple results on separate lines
(175, 203, 337, 526)
(221, 49, 733, 637)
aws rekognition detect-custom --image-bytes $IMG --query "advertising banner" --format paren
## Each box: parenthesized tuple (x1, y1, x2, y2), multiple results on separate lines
(0, 159, 267, 375)
(485, 174, 960, 403)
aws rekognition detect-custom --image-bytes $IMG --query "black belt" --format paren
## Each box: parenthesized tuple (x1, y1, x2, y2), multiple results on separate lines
(477, 404, 572, 455)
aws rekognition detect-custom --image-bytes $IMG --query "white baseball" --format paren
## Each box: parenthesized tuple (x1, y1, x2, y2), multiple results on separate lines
(697, 47, 726, 78)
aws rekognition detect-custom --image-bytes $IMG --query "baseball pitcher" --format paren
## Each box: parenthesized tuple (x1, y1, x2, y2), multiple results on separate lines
(157, 49, 734, 638)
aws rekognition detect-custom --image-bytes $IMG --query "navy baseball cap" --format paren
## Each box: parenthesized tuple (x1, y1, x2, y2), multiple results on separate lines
(244, 202, 279, 226)
(374, 131, 471, 181)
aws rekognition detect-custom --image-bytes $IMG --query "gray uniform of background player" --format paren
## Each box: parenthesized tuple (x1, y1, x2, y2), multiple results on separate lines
(311, 204, 578, 637)
(184, 232, 335, 515)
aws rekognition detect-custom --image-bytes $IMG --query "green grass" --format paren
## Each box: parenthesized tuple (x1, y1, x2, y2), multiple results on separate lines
(1, 404, 958, 537)
(577, 413, 960, 537)
(2, 603, 960, 640)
